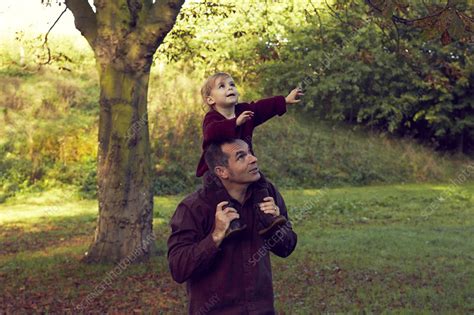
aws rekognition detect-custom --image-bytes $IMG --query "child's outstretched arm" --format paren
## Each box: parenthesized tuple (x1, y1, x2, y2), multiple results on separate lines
(285, 87, 304, 104)
(250, 88, 304, 127)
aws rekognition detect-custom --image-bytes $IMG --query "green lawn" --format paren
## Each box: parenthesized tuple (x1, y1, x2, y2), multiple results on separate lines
(1, 183, 473, 313)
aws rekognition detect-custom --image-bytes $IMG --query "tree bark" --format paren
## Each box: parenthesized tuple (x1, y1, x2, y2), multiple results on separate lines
(65, 0, 185, 263)
(83, 63, 154, 263)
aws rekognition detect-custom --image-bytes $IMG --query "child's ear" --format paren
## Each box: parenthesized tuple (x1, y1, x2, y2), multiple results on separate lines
(214, 166, 228, 179)
(206, 96, 215, 106)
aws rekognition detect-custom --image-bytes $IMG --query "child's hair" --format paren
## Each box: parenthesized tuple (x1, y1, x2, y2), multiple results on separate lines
(200, 72, 232, 109)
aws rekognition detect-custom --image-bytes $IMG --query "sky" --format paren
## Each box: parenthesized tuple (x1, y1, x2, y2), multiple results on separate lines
(0, 0, 83, 38)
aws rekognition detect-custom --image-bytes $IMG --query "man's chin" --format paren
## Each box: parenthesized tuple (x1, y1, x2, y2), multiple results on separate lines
(239, 171, 260, 184)
(250, 171, 261, 182)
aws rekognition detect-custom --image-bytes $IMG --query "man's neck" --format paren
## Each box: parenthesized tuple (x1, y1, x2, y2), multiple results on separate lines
(221, 181, 249, 205)
(214, 105, 236, 119)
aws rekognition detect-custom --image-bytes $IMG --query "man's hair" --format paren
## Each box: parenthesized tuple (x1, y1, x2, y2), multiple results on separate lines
(204, 138, 241, 174)
(200, 72, 232, 108)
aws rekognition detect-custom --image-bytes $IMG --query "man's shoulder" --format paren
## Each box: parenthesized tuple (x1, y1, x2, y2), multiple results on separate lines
(179, 189, 199, 204)
(177, 188, 213, 215)
(170, 189, 216, 237)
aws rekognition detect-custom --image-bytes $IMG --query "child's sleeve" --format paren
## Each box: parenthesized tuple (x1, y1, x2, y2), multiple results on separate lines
(248, 96, 287, 127)
(203, 114, 238, 142)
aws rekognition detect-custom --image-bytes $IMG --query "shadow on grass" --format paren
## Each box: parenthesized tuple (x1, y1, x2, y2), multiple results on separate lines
(0, 211, 172, 256)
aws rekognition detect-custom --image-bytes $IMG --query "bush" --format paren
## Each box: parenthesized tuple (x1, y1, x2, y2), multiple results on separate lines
(257, 4, 474, 154)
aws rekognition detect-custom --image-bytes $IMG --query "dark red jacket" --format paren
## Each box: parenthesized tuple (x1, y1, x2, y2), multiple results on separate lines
(167, 172, 298, 314)
(196, 96, 287, 177)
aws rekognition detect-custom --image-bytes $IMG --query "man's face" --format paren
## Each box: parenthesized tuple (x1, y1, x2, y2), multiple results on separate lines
(217, 140, 260, 184)
(206, 76, 240, 109)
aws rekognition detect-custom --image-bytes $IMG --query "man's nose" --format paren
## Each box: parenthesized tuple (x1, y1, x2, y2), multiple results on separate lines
(249, 154, 258, 163)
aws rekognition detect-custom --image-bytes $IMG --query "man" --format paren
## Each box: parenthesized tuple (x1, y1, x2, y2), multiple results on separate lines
(167, 138, 298, 314)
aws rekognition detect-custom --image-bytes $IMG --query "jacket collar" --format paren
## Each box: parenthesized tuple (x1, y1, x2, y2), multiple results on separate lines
(202, 171, 235, 204)
(202, 171, 269, 206)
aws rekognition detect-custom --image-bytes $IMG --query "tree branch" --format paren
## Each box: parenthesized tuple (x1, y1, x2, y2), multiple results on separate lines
(391, 16, 401, 53)
(131, 0, 154, 28)
(325, 0, 359, 30)
(139, 0, 185, 50)
(457, 11, 474, 36)
(41, 6, 68, 65)
(65, 0, 98, 48)
(112, 0, 184, 72)
(366, 0, 474, 43)
(365, 0, 449, 26)
(308, 0, 325, 44)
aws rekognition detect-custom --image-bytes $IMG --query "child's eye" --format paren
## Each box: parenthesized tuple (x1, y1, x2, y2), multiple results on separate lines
(218, 84, 224, 88)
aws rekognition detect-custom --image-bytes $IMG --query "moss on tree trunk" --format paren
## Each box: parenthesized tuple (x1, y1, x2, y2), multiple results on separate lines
(83, 64, 154, 263)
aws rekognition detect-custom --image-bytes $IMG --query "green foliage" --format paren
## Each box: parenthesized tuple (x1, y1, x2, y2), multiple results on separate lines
(0, 141, 32, 203)
(1, 35, 471, 202)
(0, 33, 93, 75)
(145, 67, 469, 194)
(257, 1, 474, 154)
(365, 0, 474, 44)
(0, 38, 98, 201)
(254, 113, 467, 189)
(47, 157, 98, 199)
(156, 0, 474, 154)
(156, 0, 311, 88)
(147, 68, 203, 195)
(1, 0, 473, 202)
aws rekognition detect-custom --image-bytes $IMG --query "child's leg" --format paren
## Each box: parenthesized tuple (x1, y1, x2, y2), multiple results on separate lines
(252, 171, 287, 236)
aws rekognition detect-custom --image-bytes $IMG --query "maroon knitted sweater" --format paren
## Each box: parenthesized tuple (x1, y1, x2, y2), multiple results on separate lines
(196, 96, 287, 177)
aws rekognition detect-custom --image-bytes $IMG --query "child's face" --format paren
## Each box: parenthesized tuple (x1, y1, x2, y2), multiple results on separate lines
(206, 76, 240, 109)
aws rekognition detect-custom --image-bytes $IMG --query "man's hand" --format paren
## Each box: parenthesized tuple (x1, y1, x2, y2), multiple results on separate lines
(258, 197, 280, 217)
(285, 87, 304, 105)
(212, 201, 240, 247)
(236, 111, 254, 126)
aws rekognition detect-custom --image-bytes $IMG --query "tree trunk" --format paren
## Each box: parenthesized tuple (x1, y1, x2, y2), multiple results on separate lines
(65, 0, 185, 263)
(83, 63, 154, 263)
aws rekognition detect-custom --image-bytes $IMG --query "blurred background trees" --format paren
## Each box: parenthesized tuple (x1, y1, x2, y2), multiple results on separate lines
(1, 0, 473, 202)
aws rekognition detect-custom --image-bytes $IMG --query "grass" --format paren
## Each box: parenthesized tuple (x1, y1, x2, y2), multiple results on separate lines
(1, 183, 473, 313)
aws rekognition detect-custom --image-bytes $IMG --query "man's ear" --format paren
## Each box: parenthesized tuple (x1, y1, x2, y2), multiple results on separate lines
(206, 96, 215, 106)
(214, 166, 229, 180)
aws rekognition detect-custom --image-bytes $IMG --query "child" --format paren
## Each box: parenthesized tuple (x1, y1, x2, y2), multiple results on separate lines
(196, 72, 303, 238)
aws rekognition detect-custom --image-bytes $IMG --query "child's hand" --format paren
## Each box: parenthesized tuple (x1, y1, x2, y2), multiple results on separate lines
(258, 197, 280, 217)
(236, 110, 254, 126)
(285, 87, 304, 105)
